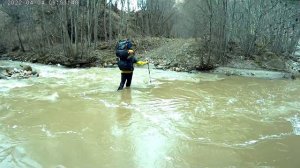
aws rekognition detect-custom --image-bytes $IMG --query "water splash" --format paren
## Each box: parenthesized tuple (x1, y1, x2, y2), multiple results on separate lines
(227, 98, 238, 105)
(44, 92, 59, 102)
(41, 125, 55, 137)
(99, 99, 119, 108)
(288, 115, 300, 135)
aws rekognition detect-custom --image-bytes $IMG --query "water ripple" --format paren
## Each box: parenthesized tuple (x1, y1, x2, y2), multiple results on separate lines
(232, 132, 292, 148)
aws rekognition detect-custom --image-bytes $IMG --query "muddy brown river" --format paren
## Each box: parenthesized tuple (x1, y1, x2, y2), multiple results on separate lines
(1, 61, 300, 168)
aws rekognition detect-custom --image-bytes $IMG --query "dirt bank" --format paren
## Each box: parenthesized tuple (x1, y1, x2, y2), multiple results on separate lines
(212, 67, 292, 79)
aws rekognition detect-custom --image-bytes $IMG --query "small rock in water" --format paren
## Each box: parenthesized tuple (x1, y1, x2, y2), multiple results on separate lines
(13, 68, 19, 73)
(291, 74, 296, 80)
(175, 67, 181, 72)
(24, 70, 32, 76)
(20, 65, 32, 71)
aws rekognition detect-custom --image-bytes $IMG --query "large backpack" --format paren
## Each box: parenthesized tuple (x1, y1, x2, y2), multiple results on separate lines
(115, 39, 133, 60)
(116, 39, 132, 50)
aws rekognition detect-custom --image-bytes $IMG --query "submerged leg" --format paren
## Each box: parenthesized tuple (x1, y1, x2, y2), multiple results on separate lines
(125, 73, 133, 87)
(118, 73, 127, 90)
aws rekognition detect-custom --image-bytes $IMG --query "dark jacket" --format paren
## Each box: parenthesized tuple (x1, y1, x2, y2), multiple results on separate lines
(116, 50, 129, 61)
(117, 56, 137, 71)
(116, 50, 137, 71)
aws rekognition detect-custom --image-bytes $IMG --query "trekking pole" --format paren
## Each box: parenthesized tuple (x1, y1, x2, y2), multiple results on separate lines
(147, 59, 152, 83)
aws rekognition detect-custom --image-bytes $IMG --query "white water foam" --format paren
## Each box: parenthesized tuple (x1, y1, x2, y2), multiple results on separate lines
(233, 133, 292, 148)
(99, 99, 119, 108)
(227, 98, 238, 105)
(0, 80, 32, 92)
(41, 125, 55, 137)
(44, 92, 59, 102)
(33, 92, 59, 102)
(288, 115, 300, 135)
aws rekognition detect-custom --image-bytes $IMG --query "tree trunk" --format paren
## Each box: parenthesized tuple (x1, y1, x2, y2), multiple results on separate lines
(109, 0, 112, 45)
(103, 0, 108, 41)
(16, 26, 25, 52)
(94, 0, 98, 49)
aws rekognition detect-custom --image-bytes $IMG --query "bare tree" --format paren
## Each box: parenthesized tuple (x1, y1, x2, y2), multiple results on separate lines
(176, 0, 300, 65)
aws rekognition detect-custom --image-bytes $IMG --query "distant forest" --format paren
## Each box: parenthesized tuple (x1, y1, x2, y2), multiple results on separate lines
(0, 0, 299, 63)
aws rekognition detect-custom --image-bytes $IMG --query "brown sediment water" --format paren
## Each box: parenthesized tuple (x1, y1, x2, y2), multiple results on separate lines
(0, 61, 300, 168)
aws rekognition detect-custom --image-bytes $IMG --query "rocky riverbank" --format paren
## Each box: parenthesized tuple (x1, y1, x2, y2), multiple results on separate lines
(1, 37, 300, 80)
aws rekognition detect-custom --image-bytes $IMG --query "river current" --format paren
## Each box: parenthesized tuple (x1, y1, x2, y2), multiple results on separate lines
(0, 61, 300, 168)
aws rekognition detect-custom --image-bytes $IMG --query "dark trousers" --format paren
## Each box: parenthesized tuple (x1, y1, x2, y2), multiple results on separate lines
(118, 73, 133, 90)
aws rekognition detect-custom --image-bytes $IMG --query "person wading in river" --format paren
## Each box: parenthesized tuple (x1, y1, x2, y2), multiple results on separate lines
(115, 39, 148, 91)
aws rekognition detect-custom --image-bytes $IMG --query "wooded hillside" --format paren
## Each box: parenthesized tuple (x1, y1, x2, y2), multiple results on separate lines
(0, 0, 299, 68)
